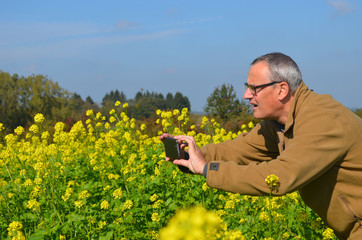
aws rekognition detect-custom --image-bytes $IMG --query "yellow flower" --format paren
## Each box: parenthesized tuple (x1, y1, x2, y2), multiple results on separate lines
(225, 200, 235, 209)
(123, 103, 129, 109)
(14, 126, 24, 135)
(74, 200, 84, 208)
(100, 200, 110, 210)
(152, 212, 161, 222)
(155, 167, 161, 176)
(202, 182, 209, 191)
(78, 190, 91, 199)
(23, 179, 32, 187)
(113, 188, 123, 199)
(8, 221, 23, 232)
(172, 170, 177, 179)
(173, 109, 180, 116)
(259, 211, 270, 222)
(67, 181, 76, 187)
(202, 116, 209, 125)
(54, 122, 65, 132)
(62, 188, 73, 201)
(0, 123, 5, 132)
(224, 230, 246, 240)
(27, 199, 41, 211)
(99, 221, 107, 229)
(322, 228, 335, 239)
(34, 113, 45, 123)
(159, 206, 226, 240)
(109, 116, 116, 123)
(41, 131, 50, 139)
(127, 176, 136, 182)
(153, 199, 164, 209)
(109, 109, 115, 115)
(34, 177, 42, 185)
(19, 169, 26, 176)
(156, 109, 162, 115)
(86, 109, 94, 117)
(7, 221, 25, 239)
(29, 124, 39, 134)
(150, 194, 158, 202)
(282, 232, 290, 239)
(115, 101, 121, 106)
(239, 218, 247, 224)
(122, 200, 133, 210)
(265, 174, 280, 192)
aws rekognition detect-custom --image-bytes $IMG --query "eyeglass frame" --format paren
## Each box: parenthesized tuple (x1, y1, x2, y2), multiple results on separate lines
(244, 81, 282, 95)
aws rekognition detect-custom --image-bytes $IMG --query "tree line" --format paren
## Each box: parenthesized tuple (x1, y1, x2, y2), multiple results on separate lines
(0, 71, 191, 131)
(8, 70, 358, 134)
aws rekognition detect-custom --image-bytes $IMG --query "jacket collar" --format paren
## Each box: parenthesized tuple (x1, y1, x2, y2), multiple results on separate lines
(285, 81, 311, 132)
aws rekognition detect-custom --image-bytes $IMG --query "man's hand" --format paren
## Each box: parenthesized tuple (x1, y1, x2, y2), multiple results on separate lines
(172, 135, 207, 175)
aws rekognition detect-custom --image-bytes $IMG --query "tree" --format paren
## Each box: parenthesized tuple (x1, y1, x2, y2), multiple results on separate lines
(100, 89, 127, 115)
(172, 92, 191, 111)
(0, 71, 27, 130)
(130, 90, 166, 119)
(101, 89, 127, 107)
(204, 83, 250, 121)
(165, 93, 173, 109)
(0, 70, 95, 130)
(354, 108, 362, 118)
(86, 96, 94, 105)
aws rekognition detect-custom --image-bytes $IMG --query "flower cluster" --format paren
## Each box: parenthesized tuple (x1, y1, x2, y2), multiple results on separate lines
(159, 206, 228, 240)
(7, 221, 25, 240)
(265, 174, 280, 193)
(0, 104, 336, 239)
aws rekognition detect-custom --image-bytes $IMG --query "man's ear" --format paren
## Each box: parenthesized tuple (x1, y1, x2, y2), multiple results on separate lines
(278, 82, 290, 101)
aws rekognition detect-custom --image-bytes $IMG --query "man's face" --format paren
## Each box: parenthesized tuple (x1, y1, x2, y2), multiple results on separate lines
(243, 61, 280, 120)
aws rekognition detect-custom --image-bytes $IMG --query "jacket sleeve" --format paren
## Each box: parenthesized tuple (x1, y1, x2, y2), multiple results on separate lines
(205, 103, 348, 196)
(201, 121, 280, 165)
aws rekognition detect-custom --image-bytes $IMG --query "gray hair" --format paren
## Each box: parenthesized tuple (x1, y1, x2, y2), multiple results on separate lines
(251, 52, 302, 94)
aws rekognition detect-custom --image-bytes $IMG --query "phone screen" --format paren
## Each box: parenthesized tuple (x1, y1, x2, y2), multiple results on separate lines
(162, 137, 180, 160)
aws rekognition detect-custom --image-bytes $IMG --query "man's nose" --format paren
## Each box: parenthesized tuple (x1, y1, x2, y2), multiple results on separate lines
(243, 88, 253, 100)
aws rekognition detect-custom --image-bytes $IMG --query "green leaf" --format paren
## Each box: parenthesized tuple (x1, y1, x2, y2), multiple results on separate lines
(99, 231, 113, 240)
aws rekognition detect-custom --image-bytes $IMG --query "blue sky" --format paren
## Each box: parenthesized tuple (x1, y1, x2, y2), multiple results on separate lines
(1, 0, 361, 112)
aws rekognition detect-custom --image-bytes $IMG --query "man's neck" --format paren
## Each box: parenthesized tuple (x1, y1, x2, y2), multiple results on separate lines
(277, 95, 294, 125)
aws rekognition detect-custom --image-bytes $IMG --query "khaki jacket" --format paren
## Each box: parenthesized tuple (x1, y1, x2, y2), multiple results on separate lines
(202, 81, 362, 239)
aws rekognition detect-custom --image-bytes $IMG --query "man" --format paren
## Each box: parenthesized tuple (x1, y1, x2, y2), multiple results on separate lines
(160, 52, 362, 239)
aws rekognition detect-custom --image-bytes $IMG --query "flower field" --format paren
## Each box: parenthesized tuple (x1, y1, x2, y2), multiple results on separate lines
(0, 103, 336, 239)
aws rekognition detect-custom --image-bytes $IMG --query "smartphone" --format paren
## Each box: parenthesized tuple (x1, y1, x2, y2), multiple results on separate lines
(162, 137, 180, 160)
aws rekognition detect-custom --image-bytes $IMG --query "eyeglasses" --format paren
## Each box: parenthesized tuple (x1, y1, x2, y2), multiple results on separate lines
(244, 82, 281, 95)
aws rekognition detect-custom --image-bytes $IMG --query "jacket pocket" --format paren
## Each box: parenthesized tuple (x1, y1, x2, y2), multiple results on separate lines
(337, 194, 362, 222)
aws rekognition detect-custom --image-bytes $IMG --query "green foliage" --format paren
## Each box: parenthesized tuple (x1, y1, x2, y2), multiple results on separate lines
(0, 72, 29, 130)
(0, 71, 66, 130)
(204, 83, 251, 122)
(0, 109, 337, 239)
(101, 90, 127, 108)
(128, 90, 191, 119)
(353, 108, 362, 118)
